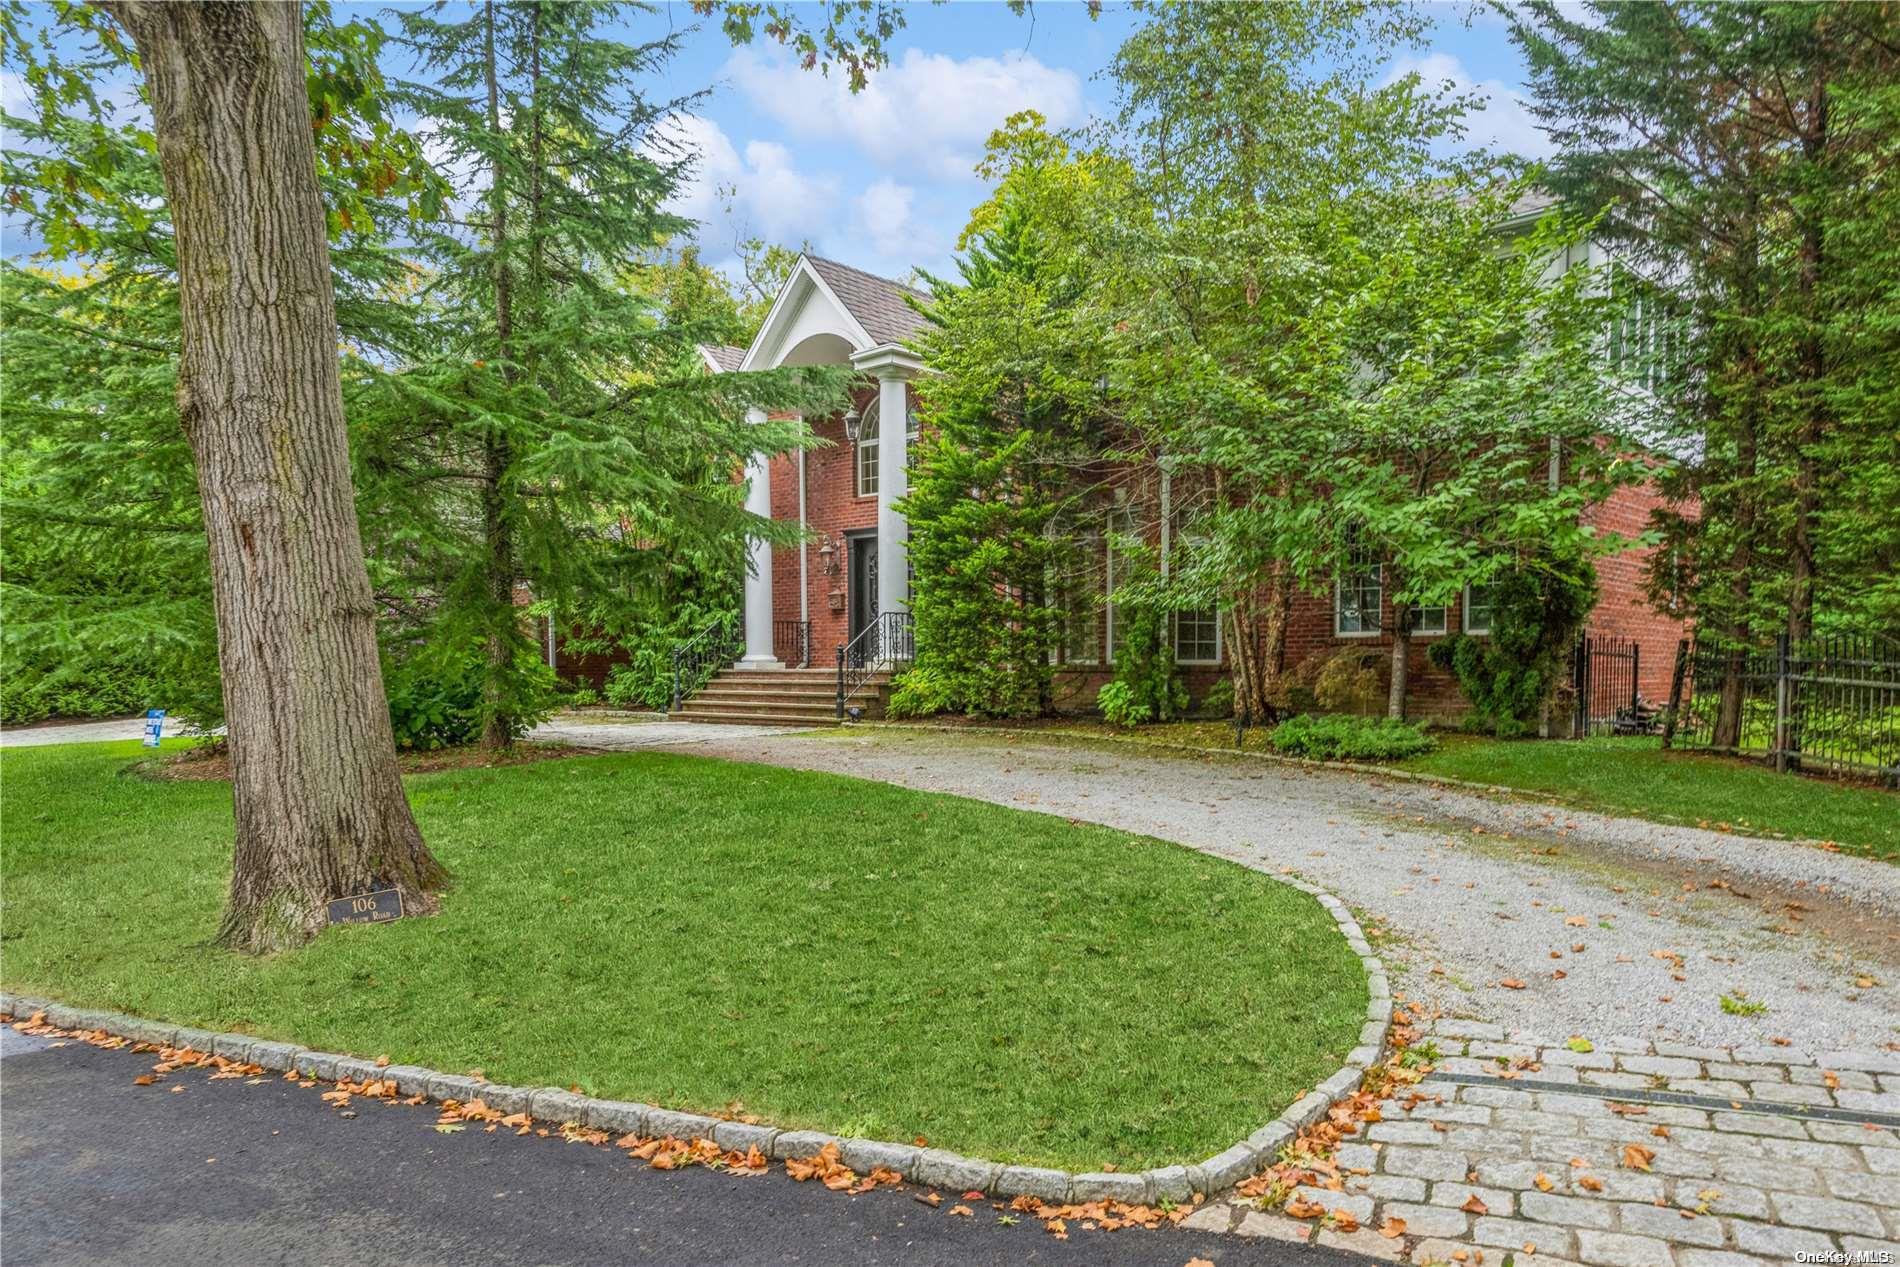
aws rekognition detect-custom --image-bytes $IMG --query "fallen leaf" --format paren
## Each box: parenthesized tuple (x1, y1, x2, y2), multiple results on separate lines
(133, 1074, 156, 1086)
(1379, 1216, 1407, 1239)
(948, 1205, 973, 1218)
(1499, 978, 1527, 990)
(1622, 1144, 1655, 1172)
(1566, 1037, 1594, 1053)
(1284, 1197, 1326, 1219)
(1462, 1194, 1490, 1215)
(1534, 1173, 1554, 1192)
(1578, 1176, 1604, 1192)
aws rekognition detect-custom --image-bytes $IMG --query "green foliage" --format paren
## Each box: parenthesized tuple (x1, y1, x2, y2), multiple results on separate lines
(1095, 680, 1149, 729)
(383, 648, 554, 751)
(885, 666, 960, 720)
(1313, 650, 1386, 716)
(900, 120, 1113, 719)
(1102, 602, 1189, 727)
(1428, 551, 1599, 736)
(1196, 676, 1235, 721)
(1268, 714, 1437, 762)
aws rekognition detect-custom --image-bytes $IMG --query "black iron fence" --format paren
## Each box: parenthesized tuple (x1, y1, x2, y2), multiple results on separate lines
(1665, 631, 1900, 784)
(773, 618, 811, 669)
(1569, 633, 1650, 738)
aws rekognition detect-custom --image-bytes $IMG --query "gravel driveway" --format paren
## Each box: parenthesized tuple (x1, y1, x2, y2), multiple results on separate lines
(577, 723, 1898, 1053)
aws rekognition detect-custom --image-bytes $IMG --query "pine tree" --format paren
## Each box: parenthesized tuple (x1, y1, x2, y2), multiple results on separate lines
(376, 0, 845, 747)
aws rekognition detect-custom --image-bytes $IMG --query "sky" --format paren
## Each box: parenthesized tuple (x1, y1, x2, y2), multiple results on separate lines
(621, 0, 1557, 284)
(2, 2, 1557, 286)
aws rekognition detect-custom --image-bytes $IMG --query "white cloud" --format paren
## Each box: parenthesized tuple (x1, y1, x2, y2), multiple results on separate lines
(724, 46, 1084, 181)
(654, 113, 838, 247)
(1389, 51, 1555, 160)
(852, 179, 928, 260)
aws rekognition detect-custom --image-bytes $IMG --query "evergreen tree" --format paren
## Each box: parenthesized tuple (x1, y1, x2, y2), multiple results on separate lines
(1507, 1, 1900, 734)
(374, 0, 845, 747)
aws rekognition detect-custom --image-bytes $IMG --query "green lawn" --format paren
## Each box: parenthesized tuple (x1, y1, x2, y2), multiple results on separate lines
(0, 741, 1365, 1171)
(989, 719, 1897, 863)
(1397, 735, 1898, 862)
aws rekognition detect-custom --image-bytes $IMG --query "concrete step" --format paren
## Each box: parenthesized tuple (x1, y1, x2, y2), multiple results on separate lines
(679, 697, 840, 717)
(668, 707, 837, 726)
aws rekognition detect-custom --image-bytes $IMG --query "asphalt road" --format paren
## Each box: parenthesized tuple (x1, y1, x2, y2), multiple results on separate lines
(0, 1027, 1370, 1267)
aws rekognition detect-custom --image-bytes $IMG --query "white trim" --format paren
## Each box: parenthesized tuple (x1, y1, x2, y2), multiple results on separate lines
(738, 256, 875, 372)
(1411, 603, 1448, 637)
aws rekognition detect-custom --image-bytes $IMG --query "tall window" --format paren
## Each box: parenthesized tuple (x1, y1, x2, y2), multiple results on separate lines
(1336, 536, 1382, 635)
(855, 402, 880, 497)
(1609, 269, 1684, 395)
(1174, 608, 1220, 664)
(1059, 533, 1105, 664)
(1463, 584, 1494, 636)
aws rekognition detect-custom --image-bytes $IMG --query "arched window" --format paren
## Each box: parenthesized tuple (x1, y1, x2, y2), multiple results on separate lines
(856, 401, 880, 498)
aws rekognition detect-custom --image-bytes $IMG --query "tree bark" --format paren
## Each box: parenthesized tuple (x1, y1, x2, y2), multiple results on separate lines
(1387, 606, 1411, 722)
(106, 1, 445, 953)
(480, 0, 519, 751)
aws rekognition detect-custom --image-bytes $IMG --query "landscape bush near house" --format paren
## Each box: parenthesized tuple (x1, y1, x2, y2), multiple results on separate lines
(885, 665, 961, 720)
(1267, 714, 1437, 762)
(1428, 552, 1598, 737)
(1096, 603, 1189, 728)
(384, 647, 556, 751)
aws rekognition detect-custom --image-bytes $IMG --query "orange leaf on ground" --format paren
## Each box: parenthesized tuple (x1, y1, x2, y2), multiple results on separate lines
(1461, 1194, 1489, 1215)
(1379, 1217, 1407, 1239)
(1331, 1210, 1359, 1233)
(1622, 1144, 1655, 1172)
(1578, 1176, 1605, 1192)
(1534, 1173, 1554, 1192)
(133, 1074, 156, 1086)
(1284, 1197, 1326, 1219)
(1499, 979, 1527, 990)
(948, 1205, 973, 1218)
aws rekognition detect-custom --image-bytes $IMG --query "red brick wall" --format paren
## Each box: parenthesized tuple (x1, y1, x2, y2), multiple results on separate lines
(767, 385, 883, 664)
(1579, 480, 1691, 701)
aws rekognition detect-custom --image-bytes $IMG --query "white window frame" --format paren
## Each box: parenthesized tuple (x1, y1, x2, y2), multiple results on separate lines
(855, 401, 880, 498)
(1462, 584, 1494, 636)
(1411, 603, 1447, 637)
(1173, 607, 1222, 665)
(1060, 530, 1105, 666)
(1335, 546, 1383, 638)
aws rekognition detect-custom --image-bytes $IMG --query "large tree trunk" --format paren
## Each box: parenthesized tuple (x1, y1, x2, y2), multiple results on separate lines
(479, 0, 519, 751)
(108, 1, 445, 953)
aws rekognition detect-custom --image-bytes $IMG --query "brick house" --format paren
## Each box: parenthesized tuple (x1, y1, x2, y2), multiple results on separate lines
(675, 239, 1689, 724)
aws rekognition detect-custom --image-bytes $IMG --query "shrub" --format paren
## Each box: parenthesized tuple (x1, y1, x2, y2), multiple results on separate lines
(1313, 648, 1386, 715)
(886, 666, 959, 719)
(1096, 679, 1151, 728)
(1267, 714, 1436, 762)
(1196, 676, 1235, 720)
(1427, 554, 1597, 736)
(384, 649, 555, 750)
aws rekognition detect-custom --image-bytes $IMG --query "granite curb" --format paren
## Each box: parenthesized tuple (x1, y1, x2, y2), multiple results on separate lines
(0, 876, 1389, 1204)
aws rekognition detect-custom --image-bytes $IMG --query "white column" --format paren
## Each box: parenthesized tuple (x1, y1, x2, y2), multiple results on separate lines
(875, 372, 910, 622)
(738, 408, 783, 669)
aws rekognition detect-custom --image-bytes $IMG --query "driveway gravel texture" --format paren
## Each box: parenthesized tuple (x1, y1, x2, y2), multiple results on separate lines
(550, 723, 1899, 1054)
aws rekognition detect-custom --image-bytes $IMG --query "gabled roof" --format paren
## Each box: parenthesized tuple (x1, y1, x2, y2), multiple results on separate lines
(698, 343, 746, 374)
(803, 255, 929, 347)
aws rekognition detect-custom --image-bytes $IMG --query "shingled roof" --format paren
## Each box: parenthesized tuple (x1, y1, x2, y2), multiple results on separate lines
(698, 343, 746, 373)
(805, 255, 929, 347)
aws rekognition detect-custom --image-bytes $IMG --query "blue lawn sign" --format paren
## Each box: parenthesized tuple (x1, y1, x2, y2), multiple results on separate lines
(142, 709, 166, 748)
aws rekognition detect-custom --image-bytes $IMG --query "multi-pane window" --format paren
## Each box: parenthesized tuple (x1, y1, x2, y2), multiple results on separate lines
(1609, 270, 1685, 395)
(1463, 584, 1495, 636)
(1174, 609, 1220, 663)
(1411, 604, 1447, 636)
(1335, 539, 1382, 635)
(1060, 533, 1105, 664)
(855, 402, 880, 497)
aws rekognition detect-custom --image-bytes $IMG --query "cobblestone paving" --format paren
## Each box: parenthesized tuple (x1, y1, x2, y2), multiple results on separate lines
(1184, 1018, 1900, 1265)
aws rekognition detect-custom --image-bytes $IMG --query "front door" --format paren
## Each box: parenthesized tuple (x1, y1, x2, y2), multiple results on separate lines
(846, 530, 878, 650)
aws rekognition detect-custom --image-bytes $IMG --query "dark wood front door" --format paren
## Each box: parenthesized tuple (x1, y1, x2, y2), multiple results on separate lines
(847, 530, 878, 647)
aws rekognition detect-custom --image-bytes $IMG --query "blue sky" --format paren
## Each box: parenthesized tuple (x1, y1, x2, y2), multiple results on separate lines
(3, 2, 1555, 283)
(625, 0, 1555, 283)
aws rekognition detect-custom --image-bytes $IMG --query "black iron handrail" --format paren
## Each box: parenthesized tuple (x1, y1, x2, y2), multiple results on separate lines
(835, 610, 914, 719)
(671, 613, 742, 712)
(773, 618, 811, 669)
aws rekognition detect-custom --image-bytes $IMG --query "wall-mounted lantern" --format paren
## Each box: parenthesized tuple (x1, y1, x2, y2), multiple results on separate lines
(842, 407, 862, 444)
(817, 533, 839, 577)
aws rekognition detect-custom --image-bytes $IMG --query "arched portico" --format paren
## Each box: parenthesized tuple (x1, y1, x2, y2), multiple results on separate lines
(724, 256, 924, 670)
